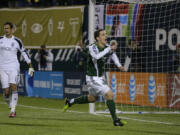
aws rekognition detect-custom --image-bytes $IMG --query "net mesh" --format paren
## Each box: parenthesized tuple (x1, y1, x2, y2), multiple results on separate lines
(92, 0, 180, 113)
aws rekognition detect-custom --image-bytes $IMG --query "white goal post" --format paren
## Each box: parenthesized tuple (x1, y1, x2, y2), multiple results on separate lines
(88, 0, 96, 114)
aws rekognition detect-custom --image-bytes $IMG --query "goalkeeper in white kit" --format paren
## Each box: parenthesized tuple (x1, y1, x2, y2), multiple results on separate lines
(63, 29, 127, 126)
(0, 22, 34, 118)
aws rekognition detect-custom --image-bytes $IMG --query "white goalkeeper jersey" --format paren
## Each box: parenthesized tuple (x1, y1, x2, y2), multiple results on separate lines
(0, 35, 31, 71)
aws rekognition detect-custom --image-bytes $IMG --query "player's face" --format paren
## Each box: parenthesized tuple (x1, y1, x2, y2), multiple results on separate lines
(4, 24, 13, 37)
(97, 30, 107, 46)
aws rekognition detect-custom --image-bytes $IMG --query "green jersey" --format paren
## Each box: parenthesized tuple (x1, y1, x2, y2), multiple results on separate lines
(87, 43, 122, 77)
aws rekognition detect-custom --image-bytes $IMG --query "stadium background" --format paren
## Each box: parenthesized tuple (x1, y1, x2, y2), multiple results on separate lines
(0, 1, 180, 135)
(0, 0, 179, 110)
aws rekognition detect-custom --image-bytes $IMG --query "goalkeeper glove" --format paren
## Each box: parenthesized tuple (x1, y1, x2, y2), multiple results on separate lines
(28, 63, 34, 77)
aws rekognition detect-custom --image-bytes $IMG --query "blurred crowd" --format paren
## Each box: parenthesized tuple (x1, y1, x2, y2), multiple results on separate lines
(0, 0, 89, 8)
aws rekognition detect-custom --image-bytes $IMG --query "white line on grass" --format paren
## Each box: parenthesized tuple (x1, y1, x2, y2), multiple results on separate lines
(0, 101, 87, 114)
(94, 113, 174, 125)
(19, 104, 86, 114)
(0, 101, 175, 125)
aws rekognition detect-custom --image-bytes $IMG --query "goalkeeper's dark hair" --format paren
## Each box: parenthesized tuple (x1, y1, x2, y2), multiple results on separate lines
(4, 22, 14, 29)
(94, 29, 104, 41)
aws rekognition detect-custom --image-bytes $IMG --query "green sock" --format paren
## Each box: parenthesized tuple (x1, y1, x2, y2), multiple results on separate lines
(106, 100, 117, 121)
(73, 95, 89, 104)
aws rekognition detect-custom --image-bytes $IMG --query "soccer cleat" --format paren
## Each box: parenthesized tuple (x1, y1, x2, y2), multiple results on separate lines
(62, 98, 72, 112)
(9, 111, 16, 118)
(113, 118, 127, 126)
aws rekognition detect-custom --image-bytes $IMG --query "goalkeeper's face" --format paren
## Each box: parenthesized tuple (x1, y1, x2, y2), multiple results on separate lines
(4, 24, 13, 37)
(97, 30, 107, 46)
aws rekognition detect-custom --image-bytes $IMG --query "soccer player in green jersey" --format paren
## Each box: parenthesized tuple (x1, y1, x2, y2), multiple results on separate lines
(62, 29, 127, 126)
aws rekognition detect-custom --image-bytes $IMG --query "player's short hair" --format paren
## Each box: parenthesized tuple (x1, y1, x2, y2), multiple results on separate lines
(4, 22, 14, 29)
(94, 29, 104, 41)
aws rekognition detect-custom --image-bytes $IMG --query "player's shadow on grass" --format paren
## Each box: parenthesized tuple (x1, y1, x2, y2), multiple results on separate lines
(96, 127, 180, 135)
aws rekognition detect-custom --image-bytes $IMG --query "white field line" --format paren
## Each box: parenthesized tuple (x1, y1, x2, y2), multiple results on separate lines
(0, 101, 175, 125)
(94, 113, 174, 125)
(0, 101, 87, 114)
(19, 104, 86, 114)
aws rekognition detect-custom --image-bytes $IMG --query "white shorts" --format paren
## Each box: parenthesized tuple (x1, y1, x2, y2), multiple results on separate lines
(0, 70, 20, 88)
(86, 75, 110, 97)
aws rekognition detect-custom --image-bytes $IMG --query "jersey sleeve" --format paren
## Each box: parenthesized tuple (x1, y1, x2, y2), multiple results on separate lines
(89, 45, 111, 60)
(15, 38, 31, 64)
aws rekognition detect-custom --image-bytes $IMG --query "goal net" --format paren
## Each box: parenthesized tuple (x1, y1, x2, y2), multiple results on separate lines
(89, 0, 180, 114)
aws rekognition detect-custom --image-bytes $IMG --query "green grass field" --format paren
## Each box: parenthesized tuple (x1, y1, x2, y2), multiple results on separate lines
(0, 94, 180, 135)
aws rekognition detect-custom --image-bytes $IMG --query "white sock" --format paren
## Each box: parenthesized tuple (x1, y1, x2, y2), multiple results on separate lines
(11, 91, 18, 113)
